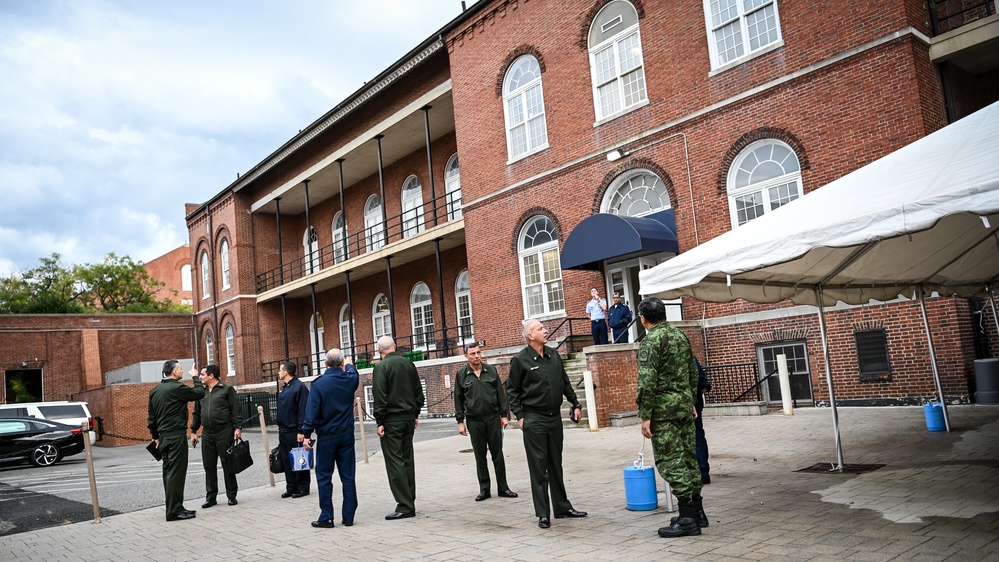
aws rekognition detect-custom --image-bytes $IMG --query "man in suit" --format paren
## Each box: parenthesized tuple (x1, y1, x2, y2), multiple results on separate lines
(148, 360, 205, 521)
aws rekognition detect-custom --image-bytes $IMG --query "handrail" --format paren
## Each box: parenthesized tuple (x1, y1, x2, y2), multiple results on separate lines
(732, 368, 779, 403)
(929, 0, 994, 35)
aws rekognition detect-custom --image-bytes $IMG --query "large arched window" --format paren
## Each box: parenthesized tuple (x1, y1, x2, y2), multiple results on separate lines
(503, 55, 548, 161)
(220, 239, 231, 289)
(372, 294, 391, 344)
(727, 139, 801, 227)
(309, 313, 325, 375)
(455, 269, 473, 343)
(224, 324, 235, 377)
(339, 304, 354, 361)
(588, 1, 647, 121)
(445, 154, 462, 220)
(401, 175, 425, 238)
(181, 264, 192, 292)
(518, 216, 564, 318)
(410, 282, 435, 350)
(332, 211, 349, 264)
(364, 195, 385, 251)
(200, 251, 210, 300)
(601, 170, 671, 216)
(303, 227, 320, 274)
(204, 330, 214, 364)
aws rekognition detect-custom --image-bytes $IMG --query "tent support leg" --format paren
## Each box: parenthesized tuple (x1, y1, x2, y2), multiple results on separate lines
(917, 286, 951, 432)
(987, 285, 999, 340)
(814, 287, 844, 471)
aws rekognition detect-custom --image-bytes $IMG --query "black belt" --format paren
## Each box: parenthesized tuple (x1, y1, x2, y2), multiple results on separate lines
(464, 414, 499, 422)
(524, 409, 560, 416)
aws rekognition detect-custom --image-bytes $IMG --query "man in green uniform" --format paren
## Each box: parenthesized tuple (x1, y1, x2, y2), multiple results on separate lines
(148, 360, 205, 521)
(190, 364, 242, 507)
(507, 319, 587, 529)
(454, 343, 518, 501)
(373, 336, 424, 520)
(636, 297, 707, 538)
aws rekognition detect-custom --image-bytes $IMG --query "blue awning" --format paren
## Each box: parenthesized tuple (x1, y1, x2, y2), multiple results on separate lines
(560, 209, 679, 271)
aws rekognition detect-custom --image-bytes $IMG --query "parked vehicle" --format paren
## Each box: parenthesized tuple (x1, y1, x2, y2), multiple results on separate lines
(0, 417, 86, 467)
(0, 402, 96, 444)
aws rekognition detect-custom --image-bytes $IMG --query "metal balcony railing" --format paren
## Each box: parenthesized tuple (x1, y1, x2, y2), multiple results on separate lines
(702, 362, 763, 403)
(257, 189, 463, 293)
(930, 0, 995, 35)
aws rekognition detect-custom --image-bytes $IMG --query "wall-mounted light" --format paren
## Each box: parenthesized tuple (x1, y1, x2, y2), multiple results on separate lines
(606, 149, 629, 162)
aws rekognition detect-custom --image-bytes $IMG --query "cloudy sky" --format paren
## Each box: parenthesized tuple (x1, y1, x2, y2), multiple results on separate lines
(0, 0, 466, 274)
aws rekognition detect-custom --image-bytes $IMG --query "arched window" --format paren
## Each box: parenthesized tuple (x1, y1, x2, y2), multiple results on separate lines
(518, 216, 564, 317)
(445, 154, 462, 220)
(410, 282, 435, 350)
(225, 324, 235, 377)
(455, 269, 473, 343)
(220, 239, 230, 289)
(704, 0, 782, 69)
(309, 313, 325, 375)
(372, 294, 391, 343)
(503, 55, 549, 161)
(339, 304, 354, 362)
(601, 170, 671, 216)
(401, 175, 425, 238)
(332, 211, 348, 264)
(727, 139, 801, 227)
(181, 264, 192, 292)
(205, 330, 214, 364)
(588, 1, 647, 121)
(200, 251, 210, 300)
(303, 227, 320, 274)
(364, 195, 385, 251)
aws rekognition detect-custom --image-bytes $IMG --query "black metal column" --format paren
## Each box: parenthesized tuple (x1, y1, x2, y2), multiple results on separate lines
(421, 105, 438, 226)
(385, 256, 396, 338)
(280, 294, 289, 359)
(310, 282, 320, 374)
(375, 135, 388, 243)
(275, 197, 284, 284)
(208, 210, 219, 365)
(304, 179, 314, 272)
(345, 270, 356, 360)
(337, 159, 348, 261)
(433, 238, 448, 356)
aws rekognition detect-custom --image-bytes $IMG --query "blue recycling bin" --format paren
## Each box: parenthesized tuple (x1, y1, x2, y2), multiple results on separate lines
(623, 465, 658, 510)
(923, 402, 945, 432)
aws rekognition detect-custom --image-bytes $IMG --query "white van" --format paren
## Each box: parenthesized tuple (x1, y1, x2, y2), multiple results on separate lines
(0, 401, 97, 444)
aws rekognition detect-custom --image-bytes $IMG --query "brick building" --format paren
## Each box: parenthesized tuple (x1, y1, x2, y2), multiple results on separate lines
(186, 1, 998, 421)
(143, 244, 193, 307)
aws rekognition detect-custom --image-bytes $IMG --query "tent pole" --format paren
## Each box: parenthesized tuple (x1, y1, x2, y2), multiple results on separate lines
(987, 285, 999, 338)
(917, 286, 951, 432)
(814, 287, 844, 471)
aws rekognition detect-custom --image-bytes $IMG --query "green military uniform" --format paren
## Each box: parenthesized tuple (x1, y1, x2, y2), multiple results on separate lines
(454, 362, 510, 494)
(507, 344, 581, 517)
(373, 351, 425, 515)
(191, 380, 241, 503)
(637, 321, 702, 502)
(148, 376, 205, 520)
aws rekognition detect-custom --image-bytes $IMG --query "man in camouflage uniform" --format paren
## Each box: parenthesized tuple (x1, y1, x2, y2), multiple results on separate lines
(636, 297, 707, 538)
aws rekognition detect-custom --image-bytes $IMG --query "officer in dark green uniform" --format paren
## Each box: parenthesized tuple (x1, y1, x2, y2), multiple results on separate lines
(454, 343, 518, 501)
(148, 360, 205, 521)
(507, 319, 587, 529)
(636, 297, 706, 538)
(190, 364, 242, 507)
(373, 336, 424, 520)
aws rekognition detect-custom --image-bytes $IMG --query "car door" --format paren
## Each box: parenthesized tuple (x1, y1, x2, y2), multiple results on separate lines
(0, 419, 37, 459)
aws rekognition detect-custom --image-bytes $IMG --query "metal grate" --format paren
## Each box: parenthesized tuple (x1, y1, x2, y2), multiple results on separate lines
(795, 463, 885, 474)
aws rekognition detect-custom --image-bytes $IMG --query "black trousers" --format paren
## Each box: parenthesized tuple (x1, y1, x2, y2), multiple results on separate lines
(467, 416, 509, 493)
(380, 419, 416, 514)
(279, 429, 312, 494)
(201, 428, 237, 501)
(521, 413, 573, 517)
(159, 432, 189, 519)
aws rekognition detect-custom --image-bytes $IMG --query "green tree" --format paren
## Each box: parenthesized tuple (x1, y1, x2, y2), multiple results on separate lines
(73, 253, 176, 312)
(0, 254, 81, 313)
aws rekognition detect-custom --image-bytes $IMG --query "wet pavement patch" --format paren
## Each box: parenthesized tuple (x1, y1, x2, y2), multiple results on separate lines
(0, 483, 121, 536)
(795, 462, 885, 474)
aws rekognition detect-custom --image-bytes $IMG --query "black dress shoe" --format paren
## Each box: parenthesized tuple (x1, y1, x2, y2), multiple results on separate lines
(311, 519, 334, 528)
(281, 492, 294, 498)
(228, 498, 238, 506)
(701, 475, 711, 484)
(292, 491, 310, 498)
(167, 511, 196, 521)
(182, 509, 196, 516)
(201, 500, 217, 509)
(384, 511, 415, 520)
(538, 516, 551, 529)
(475, 490, 491, 501)
(555, 509, 587, 518)
(342, 521, 353, 527)
(498, 489, 519, 498)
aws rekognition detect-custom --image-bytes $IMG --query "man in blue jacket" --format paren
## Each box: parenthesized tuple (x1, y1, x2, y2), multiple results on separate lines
(276, 361, 310, 498)
(607, 292, 633, 343)
(300, 349, 359, 529)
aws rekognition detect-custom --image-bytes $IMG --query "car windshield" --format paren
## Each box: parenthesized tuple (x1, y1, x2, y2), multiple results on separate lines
(37, 405, 86, 419)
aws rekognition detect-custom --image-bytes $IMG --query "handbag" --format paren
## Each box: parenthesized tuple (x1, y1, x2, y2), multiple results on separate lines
(269, 446, 283, 473)
(289, 445, 314, 471)
(226, 437, 254, 474)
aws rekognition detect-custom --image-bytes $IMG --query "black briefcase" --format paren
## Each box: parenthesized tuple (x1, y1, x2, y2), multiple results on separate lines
(227, 438, 254, 474)
(269, 446, 283, 474)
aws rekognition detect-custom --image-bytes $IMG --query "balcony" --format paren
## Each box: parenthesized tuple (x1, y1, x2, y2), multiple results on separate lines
(929, 1, 999, 74)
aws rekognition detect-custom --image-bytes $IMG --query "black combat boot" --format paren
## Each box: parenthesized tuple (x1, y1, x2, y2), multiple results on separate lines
(658, 502, 701, 538)
(693, 494, 709, 528)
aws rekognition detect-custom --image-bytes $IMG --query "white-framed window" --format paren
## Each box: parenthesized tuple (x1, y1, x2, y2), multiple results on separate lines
(518, 216, 564, 318)
(339, 304, 354, 362)
(364, 195, 385, 252)
(703, 0, 782, 69)
(410, 282, 435, 350)
(303, 227, 320, 274)
(200, 251, 210, 300)
(445, 154, 462, 220)
(224, 324, 235, 377)
(372, 294, 392, 347)
(310, 313, 325, 375)
(727, 139, 801, 227)
(401, 175, 425, 238)
(181, 264, 192, 292)
(332, 211, 349, 264)
(204, 330, 214, 364)
(455, 269, 473, 344)
(503, 55, 549, 161)
(363, 385, 374, 420)
(588, 1, 647, 122)
(601, 170, 672, 216)
(220, 239, 230, 289)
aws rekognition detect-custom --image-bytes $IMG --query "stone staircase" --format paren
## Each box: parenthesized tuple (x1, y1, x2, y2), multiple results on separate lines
(561, 353, 589, 428)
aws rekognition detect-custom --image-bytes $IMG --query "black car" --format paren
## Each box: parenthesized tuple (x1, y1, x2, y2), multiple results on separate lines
(0, 417, 86, 467)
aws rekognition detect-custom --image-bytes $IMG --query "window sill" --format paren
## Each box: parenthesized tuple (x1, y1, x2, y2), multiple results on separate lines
(507, 143, 550, 166)
(525, 311, 566, 323)
(708, 40, 785, 77)
(593, 99, 649, 128)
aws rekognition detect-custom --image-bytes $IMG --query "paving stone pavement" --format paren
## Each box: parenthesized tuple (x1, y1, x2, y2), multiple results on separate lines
(2, 405, 997, 561)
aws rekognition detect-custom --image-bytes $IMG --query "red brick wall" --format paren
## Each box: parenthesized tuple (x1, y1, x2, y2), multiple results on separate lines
(587, 346, 640, 428)
(143, 245, 192, 305)
(75, 380, 200, 447)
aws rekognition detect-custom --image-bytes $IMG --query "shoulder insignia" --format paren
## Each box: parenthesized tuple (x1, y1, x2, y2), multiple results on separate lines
(638, 348, 649, 362)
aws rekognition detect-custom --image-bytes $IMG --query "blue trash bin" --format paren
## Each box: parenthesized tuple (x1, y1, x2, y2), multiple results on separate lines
(623, 465, 658, 510)
(923, 402, 945, 432)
